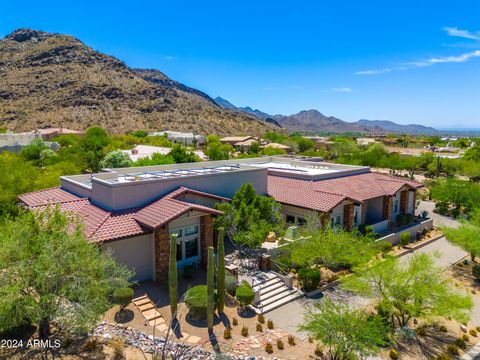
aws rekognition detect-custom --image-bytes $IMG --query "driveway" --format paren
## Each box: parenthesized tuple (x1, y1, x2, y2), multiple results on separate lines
(417, 200, 460, 228)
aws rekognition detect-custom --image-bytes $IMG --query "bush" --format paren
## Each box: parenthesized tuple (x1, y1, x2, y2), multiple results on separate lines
(236, 282, 255, 307)
(314, 344, 323, 357)
(185, 285, 209, 319)
(473, 265, 480, 280)
(113, 287, 134, 311)
(415, 326, 427, 337)
(277, 339, 284, 350)
(267, 319, 274, 329)
(399, 232, 411, 246)
(470, 329, 477, 337)
(389, 349, 398, 360)
(298, 268, 321, 292)
(435, 201, 449, 215)
(396, 213, 407, 226)
(364, 225, 375, 237)
(455, 338, 467, 349)
(183, 265, 195, 279)
(232, 317, 238, 326)
(223, 327, 232, 340)
(462, 334, 470, 342)
(84, 337, 100, 351)
(258, 314, 265, 324)
(288, 335, 296, 346)
(375, 240, 393, 254)
(437, 354, 452, 360)
(439, 325, 448, 332)
(447, 344, 459, 355)
(225, 274, 238, 296)
(241, 326, 249, 337)
(265, 342, 273, 354)
(110, 337, 125, 360)
(256, 323, 263, 332)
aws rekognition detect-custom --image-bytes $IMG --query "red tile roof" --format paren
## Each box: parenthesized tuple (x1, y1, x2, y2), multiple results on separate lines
(268, 172, 422, 212)
(19, 186, 224, 242)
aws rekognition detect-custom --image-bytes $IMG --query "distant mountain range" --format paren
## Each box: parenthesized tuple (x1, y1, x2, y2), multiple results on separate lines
(215, 97, 439, 135)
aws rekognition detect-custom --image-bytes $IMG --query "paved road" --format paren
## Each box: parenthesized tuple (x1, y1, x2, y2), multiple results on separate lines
(417, 200, 460, 228)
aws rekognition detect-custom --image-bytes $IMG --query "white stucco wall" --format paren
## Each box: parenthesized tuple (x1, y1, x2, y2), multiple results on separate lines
(101, 234, 155, 282)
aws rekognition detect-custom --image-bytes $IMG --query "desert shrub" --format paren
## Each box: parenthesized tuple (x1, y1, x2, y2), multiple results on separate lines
(236, 282, 255, 307)
(232, 317, 238, 326)
(437, 354, 452, 360)
(265, 342, 273, 354)
(416, 326, 427, 337)
(477, 326, 480, 332)
(470, 329, 477, 337)
(399, 232, 411, 246)
(84, 337, 100, 351)
(364, 225, 375, 237)
(110, 337, 125, 360)
(113, 287, 134, 311)
(375, 240, 393, 254)
(288, 335, 296, 346)
(435, 201, 449, 215)
(241, 326, 249, 337)
(257, 314, 265, 324)
(462, 334, 470, 342)
(185, 285, 208, 319)
(473, 265, 480, 280)
(183, 265, 195, 279)
(256, 323, 263, 332)
(455, 338, 467, 349)
(225, 274, 238, 295)
(396, 213, 407, 225)
(223, 327, 232, 339)
(389, 349, 398, 360)
(277, 339, 284, 350)
(267, 319, 274, 329)
(298, 268, 321, 292)
(439, 325, 448, 332)
(447, 344, 459, 355)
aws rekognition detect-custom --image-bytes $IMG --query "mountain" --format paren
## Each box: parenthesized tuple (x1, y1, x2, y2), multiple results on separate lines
(0, 29, 275, 135)
(355, 119, 437, 135)
(214, 97, 281, 127)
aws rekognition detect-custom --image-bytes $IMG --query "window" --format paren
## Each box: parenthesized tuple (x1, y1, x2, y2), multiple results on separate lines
(336, 215, 341, 225)
(169, 229, 182, 238)
(286, 214, 295, 224)
(185, 225, 198, 236)
(353, 210, 359, 224)
(297, 217, 307, 226)
(185, 237, 199, 258)
(393, 199, 399, 214)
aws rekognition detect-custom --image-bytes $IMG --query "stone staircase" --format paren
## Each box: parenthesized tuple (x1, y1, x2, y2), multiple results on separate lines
(250, 271, 303, 314)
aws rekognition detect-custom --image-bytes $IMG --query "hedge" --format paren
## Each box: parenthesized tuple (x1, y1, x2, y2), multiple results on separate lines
(185, 285, 209, 319)
(298, 268, 321, 292)
(113, 287, 134, 310)
(236, 281, 255, 307)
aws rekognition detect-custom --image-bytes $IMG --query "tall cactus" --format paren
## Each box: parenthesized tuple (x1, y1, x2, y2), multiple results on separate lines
(207, 246, 215, 330)
(168, 234, 178, 318)
(217, 228, 225, 313)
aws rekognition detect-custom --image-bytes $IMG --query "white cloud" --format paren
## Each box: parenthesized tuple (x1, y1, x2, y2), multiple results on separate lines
(443, 27, 480, 41)
(408, 50, 480, 68)
(354, 68, 392, 75)
(332, 87, 354, 92)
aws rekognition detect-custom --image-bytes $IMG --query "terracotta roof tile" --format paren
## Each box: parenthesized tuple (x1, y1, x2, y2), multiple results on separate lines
(18, 187, 81, 207)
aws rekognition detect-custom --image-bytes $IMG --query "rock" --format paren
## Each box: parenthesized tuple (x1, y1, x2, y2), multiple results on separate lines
(461, 324, 468, 333)
(102, 333, 112, 340)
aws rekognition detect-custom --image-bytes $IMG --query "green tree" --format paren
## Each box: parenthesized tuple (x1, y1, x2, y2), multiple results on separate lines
(169, 144, 197, 163)
(206, 141, 232, 160)
(215, 183, 283, 247)
(82, 127, 111, 172)
(20, 139, 50, 162)
(342, 253, 472, 328)
(134, 152, 175, 166)
(169, 234, 178, 318)
(0, 207, 132, 337)
(444, 209, 480, 261)
(207, 246, 215, 331)
(217, 228, 226, 313)
(101, 150, 133, 168)
(300, 298, 388, 360)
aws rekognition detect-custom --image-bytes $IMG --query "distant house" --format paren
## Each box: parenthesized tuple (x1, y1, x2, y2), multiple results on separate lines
(122, 145, 208, 162)
(0, 130, 59, 153)
(36, 128, 83, 141)
(261, 142, 292, 152)
(356, 137, 377, 146)
(220, 136, 255, 146)
(149, 131, 206, 146)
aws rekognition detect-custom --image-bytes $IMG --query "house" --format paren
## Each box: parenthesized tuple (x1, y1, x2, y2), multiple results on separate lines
(121, 145, 208, 162)
(261, 143, 292, 152)
(356, 137, 377, 146)
(149, 131, 206, 146)
(0, 130, 59, 153)
(18, 156, 423, 283)
(219, 136, 255, 146)
(35, 128, 84, 141)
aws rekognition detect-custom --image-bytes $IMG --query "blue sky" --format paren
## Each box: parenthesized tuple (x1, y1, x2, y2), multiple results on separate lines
(2, 0, 480, 128)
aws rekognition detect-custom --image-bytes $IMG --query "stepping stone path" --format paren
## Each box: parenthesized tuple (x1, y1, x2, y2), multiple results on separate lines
(132, 294, 202, 345)
(231, 328, 290, 356)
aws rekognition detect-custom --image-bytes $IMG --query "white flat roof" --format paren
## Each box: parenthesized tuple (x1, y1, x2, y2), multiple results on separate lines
(249, 161, 340, 175)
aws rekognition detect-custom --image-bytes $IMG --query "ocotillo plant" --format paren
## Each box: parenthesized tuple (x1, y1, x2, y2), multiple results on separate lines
(207, 246, 215, 331)
(169, 234, 178, 318)
(217, 228, 226, 313)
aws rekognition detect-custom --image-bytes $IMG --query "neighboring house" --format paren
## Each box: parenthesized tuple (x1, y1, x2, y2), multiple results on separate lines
(149, 131, 206, 146)
(18, 156, 423, 283)
(0, 130, 59, 153)
(261, 142, 292, 152)
(356, 137, 377, 146)
(36, 128, 84, 141)
(121, 145, 208, 162)
(220, 136, 255, 146)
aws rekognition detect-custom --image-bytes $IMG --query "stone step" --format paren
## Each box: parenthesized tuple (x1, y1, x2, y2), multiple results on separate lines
(134, 297, 152, 306)
(260, 289, 298, 308)
(256, 291, 304, 314)
(259, 284, 290, 301)
(252, 277, 282, 292)
(143, 308, 163, 322)
(137, 302, 156, 312)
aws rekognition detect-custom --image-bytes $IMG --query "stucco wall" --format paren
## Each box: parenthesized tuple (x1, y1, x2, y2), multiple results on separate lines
(365, 197, 383, 224)
(101, 234, 155, 281)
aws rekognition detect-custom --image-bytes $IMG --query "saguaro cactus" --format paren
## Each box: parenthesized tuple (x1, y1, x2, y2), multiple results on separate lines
(169, 234, 178, 318)
(207, 246, 215, 330)
(217, 228, 226, 313)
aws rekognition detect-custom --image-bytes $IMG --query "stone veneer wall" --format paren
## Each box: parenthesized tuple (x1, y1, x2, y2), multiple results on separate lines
(343, 203, 354, 230)
(200, 215, 214, 269)
(382, 196, 393, 224)
(154, 225, 169, 284)
(400, 190, 408, 214)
